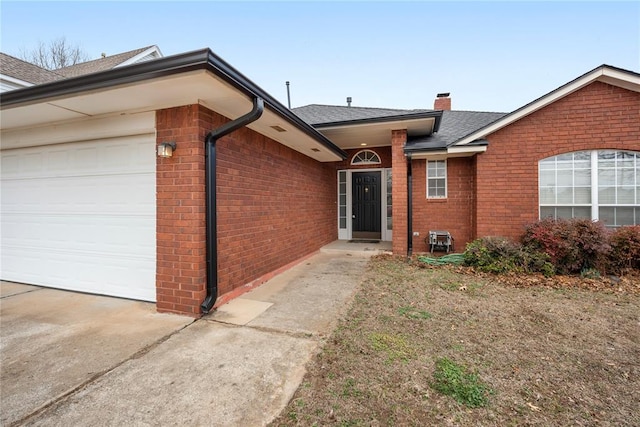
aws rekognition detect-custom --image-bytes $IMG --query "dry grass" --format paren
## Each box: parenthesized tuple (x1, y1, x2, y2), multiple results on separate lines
(271, 255, 640, 426)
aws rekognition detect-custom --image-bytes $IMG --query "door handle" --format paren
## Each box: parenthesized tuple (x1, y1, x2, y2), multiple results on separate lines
(352, 215, 356, 218)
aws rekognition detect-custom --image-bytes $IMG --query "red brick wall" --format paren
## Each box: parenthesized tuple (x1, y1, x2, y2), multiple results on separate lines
(215, 117, 337, 298)
(156, 105, 207, 316)
(156, 104, 337, 316)
(391, 130, 408, 254)
(475, 81, 640, 241)
(411, 157, 474, 253)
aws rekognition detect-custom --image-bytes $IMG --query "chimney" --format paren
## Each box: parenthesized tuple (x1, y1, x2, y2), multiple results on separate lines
(346, 97, 352, 107)
(434, 92, 451, 110)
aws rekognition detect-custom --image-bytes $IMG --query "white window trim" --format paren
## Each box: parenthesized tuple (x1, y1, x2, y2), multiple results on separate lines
(427, 159, 447, 199)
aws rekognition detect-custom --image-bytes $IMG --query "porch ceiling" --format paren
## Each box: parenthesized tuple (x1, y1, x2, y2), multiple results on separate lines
(316, 117, 437, 149)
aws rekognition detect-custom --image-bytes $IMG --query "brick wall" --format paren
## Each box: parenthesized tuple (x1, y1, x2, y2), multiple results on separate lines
(156, 104, 337, 316)
(411, 157, 474, 253)
(215, 116, 337, 298)
(156, 105, 207, 316)
(475, 81, 640, 240)
(391, 130, 408, 254)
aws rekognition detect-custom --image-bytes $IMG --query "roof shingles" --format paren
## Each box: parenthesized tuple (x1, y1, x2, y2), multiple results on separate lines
(0, 53, 63, 85)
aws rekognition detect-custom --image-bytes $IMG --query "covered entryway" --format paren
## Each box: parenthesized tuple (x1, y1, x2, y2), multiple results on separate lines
(0, 130, 156, 301)
(352, 171, 381, 239)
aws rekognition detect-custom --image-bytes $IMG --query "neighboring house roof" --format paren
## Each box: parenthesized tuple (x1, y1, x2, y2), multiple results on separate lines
(55, 46, 162, 78)
(293, 104, 432, 126)
(0, 52, 63, 85)
(452, 64, 640, 147)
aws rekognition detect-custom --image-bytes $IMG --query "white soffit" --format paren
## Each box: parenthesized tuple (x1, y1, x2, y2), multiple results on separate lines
(0, 69, 343, 162)
(317, 117, 435, 149)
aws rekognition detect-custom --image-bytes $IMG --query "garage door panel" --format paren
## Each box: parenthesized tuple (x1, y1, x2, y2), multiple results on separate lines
(1, 135, 156, 302)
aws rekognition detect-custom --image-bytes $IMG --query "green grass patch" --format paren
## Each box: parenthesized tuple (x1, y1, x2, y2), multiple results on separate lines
(398, 306, 432, 320)
(430, 357, 493, 408)
(369, 332, 414, 362)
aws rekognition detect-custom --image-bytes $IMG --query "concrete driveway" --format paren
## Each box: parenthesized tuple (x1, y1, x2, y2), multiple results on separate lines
(1, 246, 379, 426)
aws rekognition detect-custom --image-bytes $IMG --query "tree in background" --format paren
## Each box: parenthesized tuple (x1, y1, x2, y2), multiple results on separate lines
(20, 37, 89, 70)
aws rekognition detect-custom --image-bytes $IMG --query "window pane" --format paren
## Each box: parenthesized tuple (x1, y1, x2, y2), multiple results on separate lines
(339, 206, 346, 216)
(620, 169, 635, 186)
(598, 169, 615, 186)
(557, 187, 573, 204)
(574, 169, 590, 185)
(556, 207, 573, 219)
(574, 187, 591, 204)
(573, 207, 591, 219)
(599, 207, 615, 226)
(574, 151, 591, 161)
(540, 187, 555, 204)
(617, 207, 634, 226)
(599, 187, 616, 204)
(339, 218, 346, 228)
(557, 170, 572, 186)
(540, 207, 555, 219)
(540, 170, 555, 186)
(618, 187, 635, 204)
(339, 194, 346, 205)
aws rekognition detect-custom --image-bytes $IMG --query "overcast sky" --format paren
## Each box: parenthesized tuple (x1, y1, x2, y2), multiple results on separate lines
(1, 1, 638, 112)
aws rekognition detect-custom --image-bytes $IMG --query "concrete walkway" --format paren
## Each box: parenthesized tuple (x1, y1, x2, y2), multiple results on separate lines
(1, 244, 381, 426)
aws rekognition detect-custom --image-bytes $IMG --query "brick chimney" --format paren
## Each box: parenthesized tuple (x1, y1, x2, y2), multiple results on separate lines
(434, 92, 451, 110)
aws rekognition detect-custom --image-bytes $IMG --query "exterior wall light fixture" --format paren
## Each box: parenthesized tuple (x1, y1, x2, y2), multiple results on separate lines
(157, 142, 176, 158)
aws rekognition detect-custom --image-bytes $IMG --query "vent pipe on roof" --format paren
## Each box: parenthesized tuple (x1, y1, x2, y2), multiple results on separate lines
(347, 97, 352, 107)
(286, 81, 291, 109)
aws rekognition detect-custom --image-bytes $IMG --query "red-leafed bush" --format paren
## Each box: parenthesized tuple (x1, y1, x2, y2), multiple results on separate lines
(521, 218, 611, 275)
(608, 225, 640, 273)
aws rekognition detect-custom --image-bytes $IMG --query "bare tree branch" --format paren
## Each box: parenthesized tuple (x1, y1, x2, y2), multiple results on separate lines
(19, 37, 90, 70)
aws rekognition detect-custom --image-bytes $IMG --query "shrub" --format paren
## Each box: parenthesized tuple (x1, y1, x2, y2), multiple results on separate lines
(521, 218, 611, 275)
(608, 225, 640, 273)
(464, 236, 554, 276)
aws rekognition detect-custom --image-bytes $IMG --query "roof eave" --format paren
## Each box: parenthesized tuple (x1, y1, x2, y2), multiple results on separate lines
(0, 48, 347, 160)
(312, 110, 443, 129)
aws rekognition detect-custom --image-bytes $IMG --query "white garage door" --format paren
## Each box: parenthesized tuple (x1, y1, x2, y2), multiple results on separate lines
(0, 135, 156, 301)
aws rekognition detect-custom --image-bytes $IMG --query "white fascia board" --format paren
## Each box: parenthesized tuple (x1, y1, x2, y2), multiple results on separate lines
(455, 66, 640, 146)
(408, 145, 487, 160)
(115, 46, 164, 68)
(0, 73, 34, 88)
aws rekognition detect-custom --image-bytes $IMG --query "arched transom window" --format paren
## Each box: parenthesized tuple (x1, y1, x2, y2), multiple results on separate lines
(351, 149, 381, 165)
(539, 150, 640, 227)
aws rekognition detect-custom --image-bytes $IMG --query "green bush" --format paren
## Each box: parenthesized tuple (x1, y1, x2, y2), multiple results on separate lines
(608, 225, 640, 273)
(464, 236, 554, 276)
(521, 218, 611, 275)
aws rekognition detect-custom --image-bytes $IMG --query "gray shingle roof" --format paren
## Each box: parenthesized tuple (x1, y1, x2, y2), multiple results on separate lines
(293, 104, 506, 150)
(405, 110, 507, 151)
(292, 104, 432, 125)
(55, 46, 154, 78)
(0, 52, 63, 85)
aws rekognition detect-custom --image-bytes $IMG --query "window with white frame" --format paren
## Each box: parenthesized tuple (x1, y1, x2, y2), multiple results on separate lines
(539, 150, 640, 227)
(351, 149, 381, 165)
(427, 160, 447, 198)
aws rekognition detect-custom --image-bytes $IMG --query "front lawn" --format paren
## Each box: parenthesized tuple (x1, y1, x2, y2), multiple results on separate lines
(271, 255, 640, 426)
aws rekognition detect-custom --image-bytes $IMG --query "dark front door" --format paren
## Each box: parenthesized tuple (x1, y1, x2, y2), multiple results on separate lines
(352, 171, 381, 239)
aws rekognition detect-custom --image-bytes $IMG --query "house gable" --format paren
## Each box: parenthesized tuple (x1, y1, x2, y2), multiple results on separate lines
(453, 65, 640, 147)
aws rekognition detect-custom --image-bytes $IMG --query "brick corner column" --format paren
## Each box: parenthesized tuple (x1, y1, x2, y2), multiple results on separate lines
(391, 129, 408, 255)
(155, 105, 207, 316)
